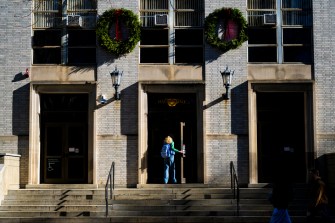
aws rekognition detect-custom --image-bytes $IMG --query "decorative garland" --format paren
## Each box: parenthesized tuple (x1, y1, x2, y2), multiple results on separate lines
(204, 8, 248, 53)
(96, 8, 141, 56)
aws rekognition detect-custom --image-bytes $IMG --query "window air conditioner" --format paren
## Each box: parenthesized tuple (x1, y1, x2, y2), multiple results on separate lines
(67, 15, 82, 27)
(154, 14, 168, 26)
(263, 14, 276, 25)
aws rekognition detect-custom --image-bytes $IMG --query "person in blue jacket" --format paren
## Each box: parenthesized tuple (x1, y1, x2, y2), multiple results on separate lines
(162, 136, 184, 184)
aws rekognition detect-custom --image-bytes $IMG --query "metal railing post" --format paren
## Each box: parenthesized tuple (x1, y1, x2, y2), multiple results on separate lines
(230, 161, 240, 216)
(105, 162, 115, 217)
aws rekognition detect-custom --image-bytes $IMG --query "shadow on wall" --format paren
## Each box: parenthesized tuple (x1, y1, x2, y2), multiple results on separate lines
(12, 72, 29, 83)
(12, 83, 30, 187)
(231, 82, 249, 186)
(12, 83, 30, 136)
(122, 83, 138, 187)
(120, 83, 138, 136)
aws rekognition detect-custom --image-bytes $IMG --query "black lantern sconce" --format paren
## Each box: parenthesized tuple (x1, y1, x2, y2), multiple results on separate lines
(110, 67, 123, 100)
(220, 66, 234, 100)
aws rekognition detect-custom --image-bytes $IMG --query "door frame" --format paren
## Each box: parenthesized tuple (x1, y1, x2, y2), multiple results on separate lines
(138, 83, 205, 184)
(147, 93, 198, 183)
(28, 84, 96, 186)
(248, 82, 315, 184)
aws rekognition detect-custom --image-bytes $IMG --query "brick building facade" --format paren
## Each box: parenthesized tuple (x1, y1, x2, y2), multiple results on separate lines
(0, 0, 334, 188)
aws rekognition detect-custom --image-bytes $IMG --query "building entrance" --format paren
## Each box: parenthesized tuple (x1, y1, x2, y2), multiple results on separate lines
(147, 93, 198, 184)
(40, 94, 88, 184)
(257, 92, 306, 183)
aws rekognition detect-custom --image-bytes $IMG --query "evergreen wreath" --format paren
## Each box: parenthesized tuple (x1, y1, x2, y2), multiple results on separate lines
(204, 7, 248, 53)
(96, 8, 141, 56)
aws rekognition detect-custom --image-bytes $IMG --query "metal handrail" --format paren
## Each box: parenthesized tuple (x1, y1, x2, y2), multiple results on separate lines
(105, 161, 115, 217)
(230, 161, 240, 216)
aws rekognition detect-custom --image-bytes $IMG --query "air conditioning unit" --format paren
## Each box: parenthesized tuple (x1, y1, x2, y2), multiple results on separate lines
(154, 14, 168, 26)
(67, 15, 82, 27)
(263, 14, 276, 25)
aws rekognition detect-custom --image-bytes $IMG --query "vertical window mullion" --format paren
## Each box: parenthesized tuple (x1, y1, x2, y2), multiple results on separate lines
(169, 0, 174, 65)
(277, 0, 283, 64)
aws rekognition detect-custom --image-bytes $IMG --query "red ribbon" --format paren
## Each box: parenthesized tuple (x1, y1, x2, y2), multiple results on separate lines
(115, 9, 123, 41)
(223, 9, 238, 41)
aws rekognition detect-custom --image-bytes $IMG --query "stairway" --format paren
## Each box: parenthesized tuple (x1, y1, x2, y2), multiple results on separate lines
(0, 184, 310, 223)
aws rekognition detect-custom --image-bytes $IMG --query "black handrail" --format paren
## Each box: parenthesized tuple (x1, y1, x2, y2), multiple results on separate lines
(105, 161, 115, 217)
(230, 161, 240, 216)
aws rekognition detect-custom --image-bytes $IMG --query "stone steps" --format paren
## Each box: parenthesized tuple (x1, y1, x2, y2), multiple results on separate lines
(0, 185, 311, 223)
(0, 216, 308, 223)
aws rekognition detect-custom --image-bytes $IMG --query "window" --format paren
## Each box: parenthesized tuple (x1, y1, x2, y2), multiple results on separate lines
(32, 0, 97, 65)
(140, 0, 204, 64)
(247, 0, 312, 64)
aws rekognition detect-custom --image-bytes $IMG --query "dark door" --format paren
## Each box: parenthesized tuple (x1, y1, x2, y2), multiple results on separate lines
(147, 93, 198, 184)
(44, 123, 87, 183)
(257, 92, 306, 183)
(40, 94, 88, 184)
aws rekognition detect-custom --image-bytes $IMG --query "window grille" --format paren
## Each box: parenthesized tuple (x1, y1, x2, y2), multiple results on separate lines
(247, 0, 312, 64)
(33, 0, 97, 29)
(32, 0, 97, 65)
(140, 0, 204, 64)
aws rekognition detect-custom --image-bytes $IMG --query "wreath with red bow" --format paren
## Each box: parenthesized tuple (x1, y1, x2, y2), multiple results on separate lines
(205, 8, 248, 53)
(96, 8, 141, 56)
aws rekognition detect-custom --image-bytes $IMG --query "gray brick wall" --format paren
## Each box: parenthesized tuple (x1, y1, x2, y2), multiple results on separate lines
(96, 1, 139, 186)
(204, 2, 249, 184)
(0, 0, 31, 185)
(1, 0, 334, 187)
(313, 0, 335, 157)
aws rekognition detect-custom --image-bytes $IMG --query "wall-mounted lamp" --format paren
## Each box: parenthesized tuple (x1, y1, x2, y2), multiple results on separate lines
(220, 66, 234, 100)
(99, 94, 107, 104)
(110, 67, 123, 100)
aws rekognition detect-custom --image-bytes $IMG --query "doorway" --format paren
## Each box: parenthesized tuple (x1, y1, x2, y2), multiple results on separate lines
(257, 92, 306, 183)
(147, 93, 198, 183)
(40, 94, 88, 184)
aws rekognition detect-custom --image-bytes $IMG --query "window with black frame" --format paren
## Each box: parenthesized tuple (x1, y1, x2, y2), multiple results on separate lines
(247, 0, 312, 64)
(32, 0, 97, 65)
(140, 0, 204, 64)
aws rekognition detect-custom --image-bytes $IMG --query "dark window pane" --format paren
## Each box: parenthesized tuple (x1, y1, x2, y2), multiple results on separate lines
(41, 94, 88, 111)
(283, 28, 311, 44)
(248, 47, 277, 62)
(68, 158, 84, 178)
(248, 0, 276, 9)
(283, 46, 311, 63)
(33, 30, 61, 46)
(140, 48, 168, 63)
(141, 29, 168, 45)
(68, 48, 96, 64)
(175, 47, 203, 63)
(282, 0, 312, 9)
(46, 126, 62, 156)
(248, 28, 276, 44)
(175, 29, 203, 45)
(33, 48, 61, 64)
(68, 30, 96, 46)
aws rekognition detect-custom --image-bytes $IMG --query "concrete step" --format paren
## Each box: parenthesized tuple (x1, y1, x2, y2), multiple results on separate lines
(0, 216, 308, 223)
(0, 210, 283, 217)
(0, 204, 275, 212)
(0, 186, 313, 223)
